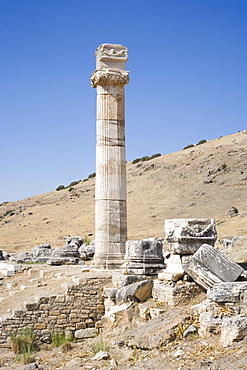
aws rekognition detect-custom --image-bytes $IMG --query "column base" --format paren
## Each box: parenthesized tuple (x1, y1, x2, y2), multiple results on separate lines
(91, 246, 125, 270)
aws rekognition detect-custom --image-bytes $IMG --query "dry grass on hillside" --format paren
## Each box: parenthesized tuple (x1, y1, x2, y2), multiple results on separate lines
(0, 130, 247, 255)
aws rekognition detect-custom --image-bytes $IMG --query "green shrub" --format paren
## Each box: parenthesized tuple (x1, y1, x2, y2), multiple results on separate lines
(132, 158, 141, 164)
(221, 163, 227, 170)
(197, 139, 207, 145)
(92, 339, 109, 354)
(88, 172, 96, 179)
(68, 180, 81, 187)
(141, 155, 150, 162)
(182, 144, 194, 150)
(83, 178, 89, 182)
(150, 153, 161, 159)
(56, 185, 65, 191)
(68, 187, 74, 192)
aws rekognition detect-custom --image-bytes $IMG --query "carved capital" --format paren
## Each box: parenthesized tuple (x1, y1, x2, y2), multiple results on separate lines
(91, 70, 129, 88)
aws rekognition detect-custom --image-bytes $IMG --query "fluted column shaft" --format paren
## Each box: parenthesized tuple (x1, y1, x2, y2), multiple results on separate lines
(91, 44, 129, 269)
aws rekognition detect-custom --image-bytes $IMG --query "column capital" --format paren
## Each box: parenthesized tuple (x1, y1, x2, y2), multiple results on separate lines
(91, 70, 129, 88)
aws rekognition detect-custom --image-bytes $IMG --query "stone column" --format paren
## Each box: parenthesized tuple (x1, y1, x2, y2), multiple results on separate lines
(90, 44, 129, 269)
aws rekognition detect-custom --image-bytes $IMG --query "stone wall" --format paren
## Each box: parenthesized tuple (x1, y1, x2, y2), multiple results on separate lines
(0, 272, 111, 345)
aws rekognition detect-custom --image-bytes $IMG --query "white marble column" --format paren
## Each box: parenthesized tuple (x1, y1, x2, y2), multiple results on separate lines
(90, 44, 129, 269)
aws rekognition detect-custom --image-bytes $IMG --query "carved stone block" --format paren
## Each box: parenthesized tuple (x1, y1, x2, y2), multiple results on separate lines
(186, 244, 243, 290)
(165, 218, 217, 255)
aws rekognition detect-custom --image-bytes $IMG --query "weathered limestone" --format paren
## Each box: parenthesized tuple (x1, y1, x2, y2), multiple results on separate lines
(116, 280, 153, 304)
(152, 280, 202, 306)
(101, 302, 139, 327)
(220, 315, 247, 347)
(186, 244, 243, 290)
(207, 282, 247, 303)
(158, 254, 184, 281)
(91, 44, 129, 269)
(165, 218, 217, 254)
(0, 262, 21, 277)
(122, 238, 164, 275)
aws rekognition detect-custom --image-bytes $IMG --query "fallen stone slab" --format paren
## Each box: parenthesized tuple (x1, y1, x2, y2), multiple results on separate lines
(207, 281, 247, 303)
(116, 280, 153, 304)
(119, 274, 144, 287)
(186, 244, 243, 290)
(220, 315, 247, 347)
(102, 302, 139, 327)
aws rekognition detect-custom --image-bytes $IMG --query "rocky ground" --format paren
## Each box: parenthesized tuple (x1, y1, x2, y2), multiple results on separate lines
(1, 293, 247, 370)
(0, 261, 247, 370)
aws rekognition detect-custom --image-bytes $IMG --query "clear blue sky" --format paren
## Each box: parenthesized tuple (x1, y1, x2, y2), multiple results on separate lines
(0, 0, 246, 203)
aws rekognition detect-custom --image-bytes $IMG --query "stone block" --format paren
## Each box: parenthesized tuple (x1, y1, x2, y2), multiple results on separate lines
(207, 282, 247, 303)
(116, 280, 153, 304)
(152, 280, 201, 306)
(198, 312, 222, 338)
(122, 238, 164, 275)
(119, 275, 144, 287)
(165, 219, 217, 255)
(74, 328, 98, 339)
(158, 254, 184, 281)
(75, 322, 86, 330)
(34, 323, 47, 330)
(220, 315, 247, 347)
(102, 302, 138, 327)
(186, 244, 243, 290)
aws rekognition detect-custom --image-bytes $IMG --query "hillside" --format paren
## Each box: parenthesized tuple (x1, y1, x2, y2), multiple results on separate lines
(0, 130, 247, 256)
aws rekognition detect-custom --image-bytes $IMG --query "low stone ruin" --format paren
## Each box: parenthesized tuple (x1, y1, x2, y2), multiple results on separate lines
(4, 236, 95, 266)
(1, 218, 247, 351)
(100, 218, 247, 348)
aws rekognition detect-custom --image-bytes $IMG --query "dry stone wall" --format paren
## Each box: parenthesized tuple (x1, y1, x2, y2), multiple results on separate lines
(0, 272, 111, 345)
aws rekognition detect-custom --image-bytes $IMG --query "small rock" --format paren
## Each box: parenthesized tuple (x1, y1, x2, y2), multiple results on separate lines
(183, 324, 198, 337)
(110, 358, 118, 366)
(92, 350, 109, 360)
(174, 349, 184, 357)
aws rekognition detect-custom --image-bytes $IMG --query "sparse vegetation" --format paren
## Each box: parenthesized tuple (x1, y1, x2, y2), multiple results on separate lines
(68, 180, 81, 187)
(197, 139, 207, 145)
(9, 327, 37, 364)
(132, 153, 161, 164)
(183, 144, 194, 150)
(132, 157, 141, 164)
(56, 185, 65, 191)
(83, 235, 91, 245)
(221, 163, 227, 170)
(3, 209, 15, 217)
(92, 338, 109, 354)
(51, 331, 73, 350)
(183, 139, 207, 150)
(88, 172, 96, 179)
